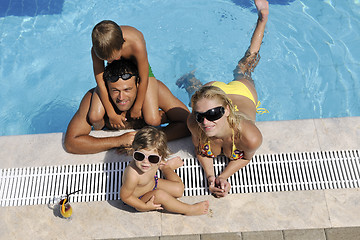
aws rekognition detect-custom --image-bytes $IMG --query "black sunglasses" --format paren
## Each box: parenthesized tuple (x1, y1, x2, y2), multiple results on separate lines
(195, 106, 225, 123)
(133, 151, 161, 164)
(108, 73, 137, 82)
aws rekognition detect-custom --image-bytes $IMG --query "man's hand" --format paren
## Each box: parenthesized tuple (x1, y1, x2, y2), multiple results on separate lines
(117, 131, 137, 146)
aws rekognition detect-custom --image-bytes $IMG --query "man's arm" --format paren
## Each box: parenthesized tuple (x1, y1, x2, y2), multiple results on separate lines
(64, 90, 136, 154)
(157, 80, 191, 141)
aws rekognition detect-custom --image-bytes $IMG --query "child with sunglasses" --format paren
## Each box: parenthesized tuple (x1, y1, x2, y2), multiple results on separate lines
(178, 0, 269, 198)
(120, 126, 209, 215)
(89, 20, 162, 130)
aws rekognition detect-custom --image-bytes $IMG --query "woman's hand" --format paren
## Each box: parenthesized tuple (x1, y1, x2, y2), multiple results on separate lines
(215, 177, 231, 197)
(208, 176, 231, 198)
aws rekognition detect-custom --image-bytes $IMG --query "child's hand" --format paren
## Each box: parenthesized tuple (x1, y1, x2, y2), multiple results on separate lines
(130, 107, 142, 119)
(161, 156, 184, 170)
(109, 112, 127, 129)
(145, 196, 163, 210)
(158, 160, 167, 170)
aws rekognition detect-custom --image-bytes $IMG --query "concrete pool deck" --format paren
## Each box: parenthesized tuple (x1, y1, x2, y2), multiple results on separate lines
(0, 116, 359, 239)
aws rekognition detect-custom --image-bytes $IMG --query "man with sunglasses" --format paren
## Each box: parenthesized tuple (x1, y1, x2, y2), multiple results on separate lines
(64, 58, 190, 154)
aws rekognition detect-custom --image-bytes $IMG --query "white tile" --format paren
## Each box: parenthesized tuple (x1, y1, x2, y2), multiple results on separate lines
(314, 117, 360, 151)
(325, 188, 360, 228)
(161, 191, 331, 235)
(225, 191, 331, 232)
(0, 201, 162, 239)
(161, 195, 220, 235)
(256, 119, 320, 154)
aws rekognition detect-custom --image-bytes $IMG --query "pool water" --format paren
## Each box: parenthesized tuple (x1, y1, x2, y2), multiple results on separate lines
(0, 0, 359, 136)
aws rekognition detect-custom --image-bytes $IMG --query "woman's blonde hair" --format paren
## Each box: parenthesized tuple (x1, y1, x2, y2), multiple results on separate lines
(131, 126, 171, 159)
(190, 85, 249, 153)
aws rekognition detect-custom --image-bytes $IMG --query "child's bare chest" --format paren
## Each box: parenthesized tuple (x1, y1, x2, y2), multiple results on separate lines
(138, 171, 156, 186)
(134, 169, 158, 197)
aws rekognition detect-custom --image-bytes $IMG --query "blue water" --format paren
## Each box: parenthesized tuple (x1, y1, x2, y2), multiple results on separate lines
(0, 0, 359, 136)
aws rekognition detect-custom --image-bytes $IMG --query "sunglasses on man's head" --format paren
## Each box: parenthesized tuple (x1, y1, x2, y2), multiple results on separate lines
(108, 73, 137, 82)
(133, 151, 161, 164)
(195, 106, 225, 123)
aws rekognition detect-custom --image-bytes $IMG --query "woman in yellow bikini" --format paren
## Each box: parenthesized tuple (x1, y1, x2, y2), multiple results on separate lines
(181, 0, 269, 197)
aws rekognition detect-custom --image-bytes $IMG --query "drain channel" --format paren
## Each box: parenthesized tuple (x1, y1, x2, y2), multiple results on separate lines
(0, 150, 359, 206)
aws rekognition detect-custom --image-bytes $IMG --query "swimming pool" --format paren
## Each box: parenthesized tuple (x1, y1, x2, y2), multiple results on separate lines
(0, 0, 359, 136)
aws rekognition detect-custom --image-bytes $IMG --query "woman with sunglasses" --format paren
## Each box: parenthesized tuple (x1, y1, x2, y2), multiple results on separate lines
(120, 126, 209, 215)
(185, 0, 269, 198)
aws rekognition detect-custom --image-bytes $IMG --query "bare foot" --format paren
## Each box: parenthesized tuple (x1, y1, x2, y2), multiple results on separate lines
(185, 201, 209, 216)
(161, 156, 184, 170)
(255, 0, 269, 21)
(176, 71, 202, 94)
(176, 70, 196, 88)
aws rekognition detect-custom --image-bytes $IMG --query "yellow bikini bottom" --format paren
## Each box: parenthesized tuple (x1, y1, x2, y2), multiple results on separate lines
(211, 81, 268, 115)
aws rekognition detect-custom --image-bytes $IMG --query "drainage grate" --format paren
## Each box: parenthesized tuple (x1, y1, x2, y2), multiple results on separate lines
(0, 150, 359, 207)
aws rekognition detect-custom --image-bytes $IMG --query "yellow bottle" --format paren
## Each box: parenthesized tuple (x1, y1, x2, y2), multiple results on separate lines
(59, 198, 72, 218)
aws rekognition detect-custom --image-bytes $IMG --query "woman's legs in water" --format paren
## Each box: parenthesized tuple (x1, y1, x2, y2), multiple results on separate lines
(233, 0, 269, 83)
(175, 71, 203, 106)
